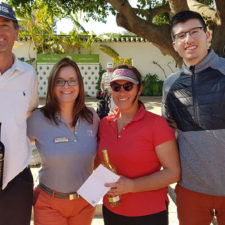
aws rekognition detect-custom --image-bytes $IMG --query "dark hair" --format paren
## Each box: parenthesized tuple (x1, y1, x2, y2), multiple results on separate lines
(113, 64, 144, 106)
(42, 57, 93, 126)
(171, 10, 207, 40)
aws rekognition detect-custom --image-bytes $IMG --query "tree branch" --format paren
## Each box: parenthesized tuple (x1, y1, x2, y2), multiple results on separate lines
(168, 0, 188, 16)
(187, 0, 218, 25)
(107, 0, 168, 43)
(133, 8, 150, 19)
(148, 2, 170, 22)
(107, 0, 183, 67)
(107, 0, 149, 35)
(153, 60, 167, 79)
(133, 2, 170, 22)
(215, 0, 225, 23)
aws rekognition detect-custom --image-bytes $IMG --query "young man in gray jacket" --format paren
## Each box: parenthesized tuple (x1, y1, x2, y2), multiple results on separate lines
(162, 10, 225, 225)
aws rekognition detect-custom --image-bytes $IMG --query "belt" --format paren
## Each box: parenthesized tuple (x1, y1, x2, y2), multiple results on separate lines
(39, 183, 80, 200)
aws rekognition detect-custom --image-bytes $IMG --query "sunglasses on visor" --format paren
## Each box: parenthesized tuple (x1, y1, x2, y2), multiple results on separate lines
(110, 82, 134, 92)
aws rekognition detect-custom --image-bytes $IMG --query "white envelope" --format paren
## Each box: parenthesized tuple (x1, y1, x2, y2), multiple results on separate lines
(77, 164, 120, 207)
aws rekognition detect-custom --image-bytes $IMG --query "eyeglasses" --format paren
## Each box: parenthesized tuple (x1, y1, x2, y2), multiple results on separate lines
(173, 27, 204, 41)
(110, 82, 134, 92)
(55, 79, 78, 86)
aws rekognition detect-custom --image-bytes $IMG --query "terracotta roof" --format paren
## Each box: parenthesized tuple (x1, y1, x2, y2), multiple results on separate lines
(18, 36, 33, 41)
(18, 35, 148, 42)
(95, 36, 147, 42)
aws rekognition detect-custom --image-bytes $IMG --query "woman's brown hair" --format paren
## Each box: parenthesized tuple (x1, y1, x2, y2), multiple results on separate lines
(41, 57, 93, 125)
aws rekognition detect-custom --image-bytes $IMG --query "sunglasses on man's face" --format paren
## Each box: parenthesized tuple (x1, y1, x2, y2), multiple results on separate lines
(110, 82, 134, 92)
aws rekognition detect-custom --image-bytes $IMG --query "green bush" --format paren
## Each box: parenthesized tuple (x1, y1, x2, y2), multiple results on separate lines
(18, 57, 36, 66)
(95, 64, 106, 91)
(142, 73, 163, 96)
(113, 57, 132, 67)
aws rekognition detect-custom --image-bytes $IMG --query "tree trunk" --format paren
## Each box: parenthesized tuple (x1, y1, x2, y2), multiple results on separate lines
(107, 0, 225, 67)
(108, 0, 184, 67)
(211, 25, 225, 57)
(169, 0, 188, 16)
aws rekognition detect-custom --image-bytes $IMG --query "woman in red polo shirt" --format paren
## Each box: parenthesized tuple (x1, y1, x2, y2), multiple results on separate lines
(98, 65, 180, 225)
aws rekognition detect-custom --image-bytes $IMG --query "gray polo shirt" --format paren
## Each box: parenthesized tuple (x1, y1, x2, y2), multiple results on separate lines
(27, 108, 99, 193)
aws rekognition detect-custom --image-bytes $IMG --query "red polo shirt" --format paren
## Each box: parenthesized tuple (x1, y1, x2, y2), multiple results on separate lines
(98, 105, 175, 216)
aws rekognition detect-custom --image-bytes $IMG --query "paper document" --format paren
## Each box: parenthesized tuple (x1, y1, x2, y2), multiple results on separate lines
(77, 164, 120, 206)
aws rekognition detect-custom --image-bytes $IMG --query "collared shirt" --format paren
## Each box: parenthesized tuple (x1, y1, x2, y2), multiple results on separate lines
(98, 105, 175, 216)
(27, 108, 100, 193)
(0, 56, 39, 189)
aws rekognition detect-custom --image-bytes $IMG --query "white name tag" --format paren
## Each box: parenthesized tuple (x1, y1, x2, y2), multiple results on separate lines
(54, 137, 69, 143)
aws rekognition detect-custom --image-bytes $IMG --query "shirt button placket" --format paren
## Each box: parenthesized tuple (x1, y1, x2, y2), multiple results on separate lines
(118, 127, 126, 139)
(74, 131, 78, 142)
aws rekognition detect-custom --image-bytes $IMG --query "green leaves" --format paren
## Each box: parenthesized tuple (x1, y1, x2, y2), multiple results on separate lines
(99, 44, 119, 58)
(7, 0, 220, 65)
(142, 73, 163, 96)
(198, 0, 214, 6)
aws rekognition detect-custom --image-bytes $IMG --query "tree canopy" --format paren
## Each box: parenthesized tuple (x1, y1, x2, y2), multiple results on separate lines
(8, 0, 224, 67)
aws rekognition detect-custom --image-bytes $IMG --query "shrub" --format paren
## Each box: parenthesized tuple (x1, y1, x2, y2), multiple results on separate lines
(142, 73, 163, 96)
(113, 57, 132, 67)
(95, 64, 106, 91)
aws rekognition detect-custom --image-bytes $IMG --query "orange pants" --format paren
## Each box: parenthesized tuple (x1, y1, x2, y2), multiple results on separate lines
(33, 187, 96, 225)
(176, 184, 225, 225)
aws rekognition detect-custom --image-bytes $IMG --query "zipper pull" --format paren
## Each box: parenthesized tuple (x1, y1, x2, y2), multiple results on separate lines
(190, 66, 195, 74)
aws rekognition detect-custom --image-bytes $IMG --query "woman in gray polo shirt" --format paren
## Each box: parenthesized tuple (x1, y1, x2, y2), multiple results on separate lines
(27, 57, 100, 225)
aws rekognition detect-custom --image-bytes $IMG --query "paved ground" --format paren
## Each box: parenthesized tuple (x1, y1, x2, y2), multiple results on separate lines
(30, 96, 216, 225)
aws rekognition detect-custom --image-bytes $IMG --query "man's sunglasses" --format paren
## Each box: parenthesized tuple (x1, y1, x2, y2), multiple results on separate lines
(55, 79, 78, 86)
(110, 82, 134, 92)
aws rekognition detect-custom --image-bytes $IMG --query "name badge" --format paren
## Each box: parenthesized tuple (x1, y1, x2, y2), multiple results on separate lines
(54, 137, 69, 143)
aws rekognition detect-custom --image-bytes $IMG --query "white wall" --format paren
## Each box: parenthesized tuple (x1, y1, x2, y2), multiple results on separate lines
(13, 40, 36, 61)
(70, 41, 179, 80)
(13, 39, 179, 80)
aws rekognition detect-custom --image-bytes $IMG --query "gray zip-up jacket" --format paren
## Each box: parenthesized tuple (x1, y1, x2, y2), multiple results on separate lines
(162, 49, 225, 196)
